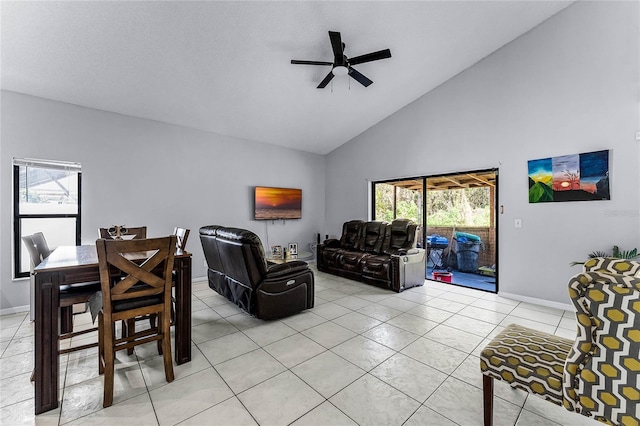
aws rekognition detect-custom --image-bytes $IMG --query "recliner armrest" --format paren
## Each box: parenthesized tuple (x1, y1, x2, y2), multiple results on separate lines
(266, 261, 310, 278)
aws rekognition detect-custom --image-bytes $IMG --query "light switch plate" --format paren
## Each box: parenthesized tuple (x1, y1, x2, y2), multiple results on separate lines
(515, 218, 522, 228)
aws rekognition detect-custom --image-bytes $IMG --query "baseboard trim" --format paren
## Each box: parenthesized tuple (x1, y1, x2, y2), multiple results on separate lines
(499, 292, 574, 312)
(193, 276, 207, 283)
(0, 305, 30, 316)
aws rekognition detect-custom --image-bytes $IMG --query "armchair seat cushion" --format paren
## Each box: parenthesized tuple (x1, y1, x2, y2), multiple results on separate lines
(480, 323, 572, 406)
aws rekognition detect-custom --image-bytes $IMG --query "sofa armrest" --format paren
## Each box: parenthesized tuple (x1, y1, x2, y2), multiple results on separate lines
(266, 261, 310, 278)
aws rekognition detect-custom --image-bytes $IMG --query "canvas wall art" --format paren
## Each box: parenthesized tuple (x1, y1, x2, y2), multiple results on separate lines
(528, 150, 610, 203)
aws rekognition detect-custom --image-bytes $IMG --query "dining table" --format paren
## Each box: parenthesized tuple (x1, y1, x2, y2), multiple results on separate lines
(33, 245, 192, 415)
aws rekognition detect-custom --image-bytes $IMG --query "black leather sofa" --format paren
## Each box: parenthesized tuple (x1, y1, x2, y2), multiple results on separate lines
(199, 226, 314, 320)
(317, 219, 426, 292)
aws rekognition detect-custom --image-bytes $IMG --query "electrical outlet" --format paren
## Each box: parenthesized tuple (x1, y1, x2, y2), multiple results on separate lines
(514, 218, 522, 228)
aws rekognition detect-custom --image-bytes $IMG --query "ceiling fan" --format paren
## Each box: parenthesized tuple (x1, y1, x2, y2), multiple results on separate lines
(291, 31, 392, 89)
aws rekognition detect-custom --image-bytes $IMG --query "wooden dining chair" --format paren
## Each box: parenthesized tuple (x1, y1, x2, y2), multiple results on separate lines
(22, 233, 100, 350)
(173, 227, 190, 251)
(96, 235, 176, 407)
(98, 226, 147, 240)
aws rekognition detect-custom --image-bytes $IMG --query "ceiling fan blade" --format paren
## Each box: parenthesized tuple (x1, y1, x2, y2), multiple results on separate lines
(348, 49, 392, 66)
(348, 67, 373, 87)
(328, 31, 344, 62)
(291, 60, 334, 66)
(317, 71, 335, 89)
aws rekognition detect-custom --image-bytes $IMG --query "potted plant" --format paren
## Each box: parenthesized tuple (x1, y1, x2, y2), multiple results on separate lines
(570, 245, 639, 266)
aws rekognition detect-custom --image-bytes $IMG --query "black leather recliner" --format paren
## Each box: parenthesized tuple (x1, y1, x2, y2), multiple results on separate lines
(199, 226, 314, 320)
(317, 219, 426, 292)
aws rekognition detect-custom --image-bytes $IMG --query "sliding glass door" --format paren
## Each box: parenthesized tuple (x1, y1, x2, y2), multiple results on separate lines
(372, 169, 498, 292)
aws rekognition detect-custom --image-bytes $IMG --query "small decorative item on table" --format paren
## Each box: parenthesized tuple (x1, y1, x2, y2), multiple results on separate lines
(288, 243, 298, 256)
(271, 245, 283, 259)
(107, 225, 128, 240)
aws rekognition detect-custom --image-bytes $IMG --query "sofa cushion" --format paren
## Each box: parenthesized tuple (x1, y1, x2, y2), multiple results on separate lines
(341, 250, 368, 273)
(383, 219, 417, 255)
(339, 220, 364, 249)
(357, 221, 386, 254)
(360, 254, 391, 280)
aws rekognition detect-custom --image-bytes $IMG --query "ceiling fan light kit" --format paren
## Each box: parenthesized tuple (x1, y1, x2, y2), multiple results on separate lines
(291, 31, 391, 89)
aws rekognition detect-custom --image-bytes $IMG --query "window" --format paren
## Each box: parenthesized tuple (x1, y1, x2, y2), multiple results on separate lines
(13, 158, 81, 278)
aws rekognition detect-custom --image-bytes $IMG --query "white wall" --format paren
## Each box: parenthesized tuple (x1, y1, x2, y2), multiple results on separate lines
(326, 1, 640, 306)
(0, 91, 326, 312)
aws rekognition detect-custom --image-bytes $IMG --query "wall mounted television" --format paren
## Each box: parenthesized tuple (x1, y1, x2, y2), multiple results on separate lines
(254, 186, 302, 220)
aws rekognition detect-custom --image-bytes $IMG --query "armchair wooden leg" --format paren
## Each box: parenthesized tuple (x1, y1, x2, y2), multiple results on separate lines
(483, 374, 494, 426)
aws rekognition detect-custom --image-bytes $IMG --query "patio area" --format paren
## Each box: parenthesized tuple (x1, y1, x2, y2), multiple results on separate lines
(426, 265, 496, 293)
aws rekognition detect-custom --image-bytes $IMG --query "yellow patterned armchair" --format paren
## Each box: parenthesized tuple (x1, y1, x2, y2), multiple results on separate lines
(480, 258, 640, 426)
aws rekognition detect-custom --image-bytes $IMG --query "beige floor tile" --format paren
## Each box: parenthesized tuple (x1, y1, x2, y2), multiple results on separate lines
(291, 351, 365, 398)
(424, 297, 467, 313)
(0, 371, 35, 408)
(499, 315, 556, 334)
(329, 374, 420, 426)
(443, 313, 498, 337)
(198, 331, 259, 365)
(191, 318, 238, 344)
(242, 320, 297, 347)
(290, 401, 358, 426)
(150, 367, 233, 426)
(332, 295, 372, 311)
(191, 307, 222, 326)
(0, 398, 60, 426)
(404, 405, 457, 426)
(59, 364, 147, 424)
(458, 305, 508, 325)
(215, 348, 286, 393)
(331, 336, 395, 371)
(0, 351, 34, 380)
(425, 324, 484, 353)
(377, 297, 421, 312)
(263, 333, 326, 368)
(362, 323, 420, 351)
(386, 313, 438, 335)
(302, 321, 357, 348)
(424, 377, 521, 426)
(400, 337, 467, 374)
(140, 345, 210, 390)
(311, 301, 352, 320)
(406, 305, 453, 323)
(280, 311, 328, 332)
(516, 408, 562, 426)
(331, 311, 382, 333)
(238, 371, 324, 426)
(356, 304, 402, 321)
(177, 396, 257, 425)
(65, 393, 158, 425)
(370, 353, 448, 402)
(224, 312, 265, 330)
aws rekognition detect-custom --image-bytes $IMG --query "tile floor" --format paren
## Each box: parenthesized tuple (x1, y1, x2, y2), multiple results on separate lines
(0, 266, 600, 425)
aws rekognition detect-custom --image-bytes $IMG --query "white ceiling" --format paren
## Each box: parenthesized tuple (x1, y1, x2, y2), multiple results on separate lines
(1, 1, 573, 155)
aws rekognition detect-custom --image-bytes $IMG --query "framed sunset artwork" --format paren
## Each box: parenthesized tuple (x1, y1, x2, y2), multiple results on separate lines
(528, 150, 610, 203)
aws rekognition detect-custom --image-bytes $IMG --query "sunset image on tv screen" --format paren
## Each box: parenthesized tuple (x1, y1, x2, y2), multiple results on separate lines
(255, 187, 302, 220)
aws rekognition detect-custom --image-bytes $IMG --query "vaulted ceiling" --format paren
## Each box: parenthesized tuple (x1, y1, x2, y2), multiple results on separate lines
(1, 1, 573, 154)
